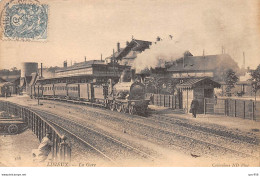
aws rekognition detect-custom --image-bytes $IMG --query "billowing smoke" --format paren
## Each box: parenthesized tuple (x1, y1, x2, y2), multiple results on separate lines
(133, 36, 192, 73)
(133, 0, 260, 73)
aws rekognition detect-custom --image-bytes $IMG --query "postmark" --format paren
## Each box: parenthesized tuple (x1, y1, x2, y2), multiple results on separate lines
(0, 0, 48, 41)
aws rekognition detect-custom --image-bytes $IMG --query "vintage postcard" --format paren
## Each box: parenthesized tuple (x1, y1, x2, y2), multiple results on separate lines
(0, 0, 259, 174)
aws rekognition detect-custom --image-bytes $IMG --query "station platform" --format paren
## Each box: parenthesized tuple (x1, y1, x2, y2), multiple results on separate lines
(148, 105, 260, 134)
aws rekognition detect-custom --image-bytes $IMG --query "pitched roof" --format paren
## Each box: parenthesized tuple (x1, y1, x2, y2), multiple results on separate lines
(0, 82, 13, 86)
(114, 39, 152, 61)
(167, 54, 239, 72)
(0, 77, 7, 83)
(56, 60, 105, 72)
(3, 75, 20, 83)
(176, 77, 221, 89)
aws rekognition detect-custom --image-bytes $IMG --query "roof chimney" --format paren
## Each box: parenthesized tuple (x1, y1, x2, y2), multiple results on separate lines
(117, 42, 120, 52)
(40, 63, 43, 78)
(85, 56, 87, 62)
(242, 52, 245, 69)
(64, 61, 67, 68)
(183, 53, 185, 68)
(101, 54, 103, 61)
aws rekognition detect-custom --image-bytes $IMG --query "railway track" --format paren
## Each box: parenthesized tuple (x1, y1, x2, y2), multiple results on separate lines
(148, 113, 259, 144)
(141, 114, 260, 153)
(31, 108, 156, 165)
(32, 99, 259, 159)
(92, 108, 259, 158)
(54, 101, 258, 158)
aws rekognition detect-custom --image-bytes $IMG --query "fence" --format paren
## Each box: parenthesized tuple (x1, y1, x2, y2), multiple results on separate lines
(147, 93, 259, 121)
(0, 101, 71, 161)
(204, 98, 259, 120)
(146, 93, 181, 109)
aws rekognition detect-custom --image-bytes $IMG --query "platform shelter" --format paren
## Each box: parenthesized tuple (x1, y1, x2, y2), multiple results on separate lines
(176, 77, 221, 114)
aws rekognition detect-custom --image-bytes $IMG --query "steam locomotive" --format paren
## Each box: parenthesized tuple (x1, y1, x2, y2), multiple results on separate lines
(33, 80, 150, 115)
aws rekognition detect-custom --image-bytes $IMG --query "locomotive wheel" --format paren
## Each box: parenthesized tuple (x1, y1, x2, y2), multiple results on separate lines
(104, 102, 108, 108)
(104, 100, 109, 108)
(110, 102, 116, 111)
(140, 106, 147, 115)
(116, 104, 122, 112)
(129, 105, 136, 115)
(8, 124, 18, 134)
(122, 105, 128, 113)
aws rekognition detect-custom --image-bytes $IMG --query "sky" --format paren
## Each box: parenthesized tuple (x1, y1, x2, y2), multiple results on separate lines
(0, 0, 260, 69)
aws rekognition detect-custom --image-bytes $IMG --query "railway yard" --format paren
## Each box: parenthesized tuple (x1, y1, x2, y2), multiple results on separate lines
(0, 95, 259, 167)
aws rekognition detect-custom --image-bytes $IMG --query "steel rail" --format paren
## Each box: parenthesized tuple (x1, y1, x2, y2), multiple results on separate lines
(145, 114, 259, 147)
(30, 98, 259, 159)
(65, 103, 259, 159)
(32, 108, 156, 162)
(32, 109, 118, 165)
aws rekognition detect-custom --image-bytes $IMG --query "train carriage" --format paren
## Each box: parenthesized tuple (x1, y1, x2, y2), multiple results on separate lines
(67, 83, 80, 100)
(35, 77, 149, 115)
(54, 83, 67, 99)
(79, 83, 93, 101)
(43, 84, 54, 97)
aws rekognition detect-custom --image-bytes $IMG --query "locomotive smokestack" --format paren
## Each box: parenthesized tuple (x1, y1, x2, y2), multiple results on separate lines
(120, 69, 131, 82)
(131, 69, 135, 82)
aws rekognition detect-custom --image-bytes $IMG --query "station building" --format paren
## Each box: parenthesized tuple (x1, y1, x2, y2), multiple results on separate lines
(167, 54, 240, 82)
(38, 60, 130, 85)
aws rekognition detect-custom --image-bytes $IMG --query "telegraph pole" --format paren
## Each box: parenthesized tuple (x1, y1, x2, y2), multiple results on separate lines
(38, 86, 40, 105)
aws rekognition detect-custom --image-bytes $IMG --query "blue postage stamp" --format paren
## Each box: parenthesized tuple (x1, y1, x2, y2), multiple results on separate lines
(0, 0, 48, 41)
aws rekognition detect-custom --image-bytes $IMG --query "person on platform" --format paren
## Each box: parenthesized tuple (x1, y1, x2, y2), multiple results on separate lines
(32, 132, 53, 162)
(190, 99, 199, 118)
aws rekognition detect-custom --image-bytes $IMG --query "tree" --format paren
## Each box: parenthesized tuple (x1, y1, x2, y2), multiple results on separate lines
(224, 69, 238, 96)
(250, 64, 260, 112)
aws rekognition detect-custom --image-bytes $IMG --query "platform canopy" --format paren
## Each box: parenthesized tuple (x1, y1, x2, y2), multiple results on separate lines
(176, 77, 221, 89)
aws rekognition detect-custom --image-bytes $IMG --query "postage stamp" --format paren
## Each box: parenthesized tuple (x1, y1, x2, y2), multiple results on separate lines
(0, 0, 48, 41)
